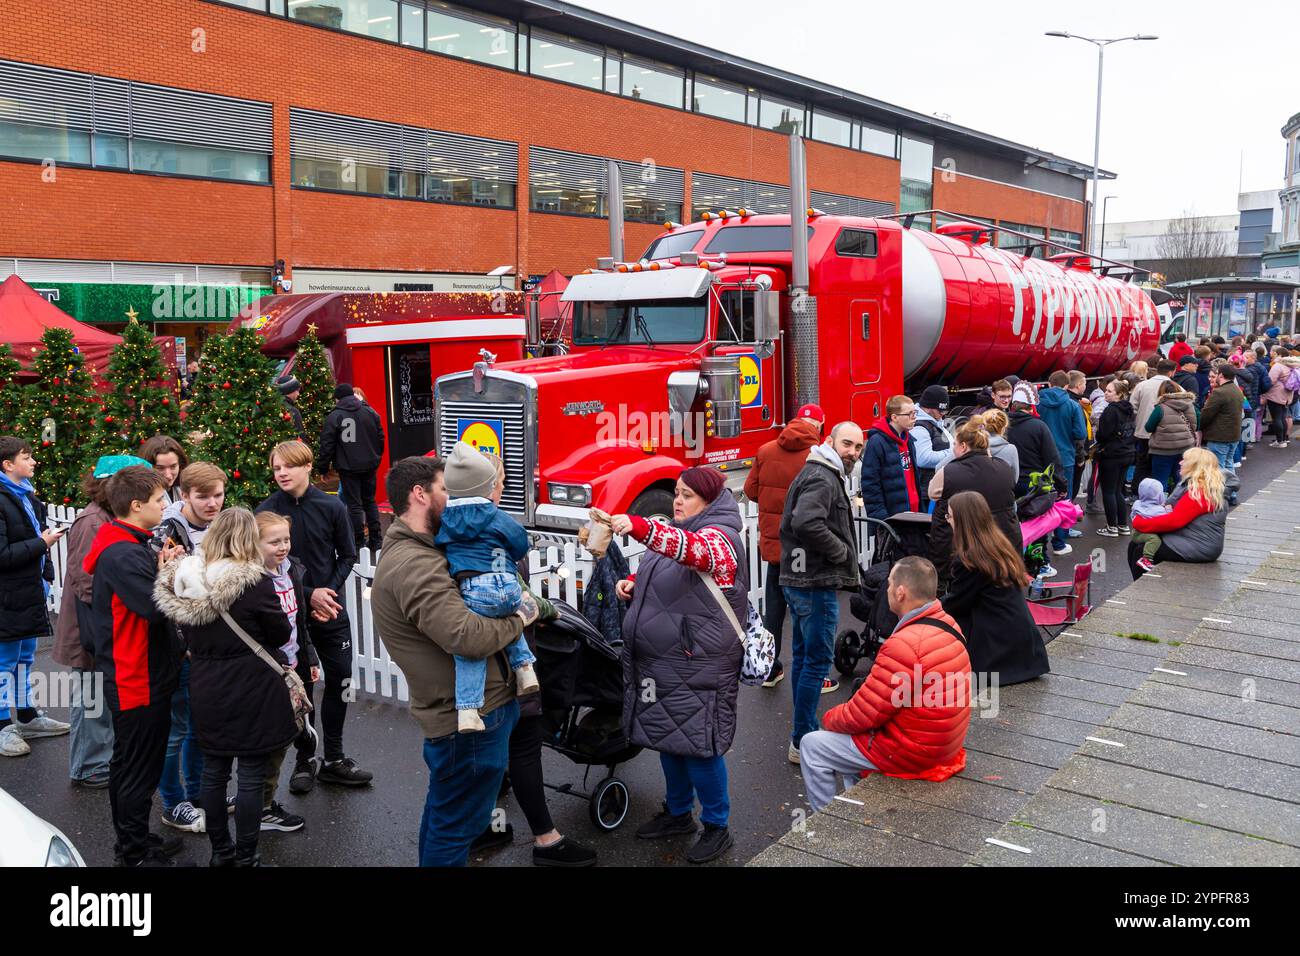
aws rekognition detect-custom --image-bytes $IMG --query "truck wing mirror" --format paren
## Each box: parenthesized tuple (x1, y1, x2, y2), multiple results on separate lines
(754, 290, 780, 359)
(526, 296, 541, 348)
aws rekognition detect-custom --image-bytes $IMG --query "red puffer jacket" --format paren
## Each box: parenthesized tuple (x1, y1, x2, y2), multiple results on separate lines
(820, 601, 972, 780)
(742, 418, 821, 564)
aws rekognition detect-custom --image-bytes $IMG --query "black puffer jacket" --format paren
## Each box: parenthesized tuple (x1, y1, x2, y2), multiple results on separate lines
(1094, 400, 1136, 461)
(1006, 409, 1065, 492)
(154, 556, 296, 757)
(0, 482, 54, 643)
(319, 395, 385, 473)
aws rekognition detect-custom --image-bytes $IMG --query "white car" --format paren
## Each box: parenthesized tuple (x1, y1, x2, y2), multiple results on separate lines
(0, 787, 85, 867)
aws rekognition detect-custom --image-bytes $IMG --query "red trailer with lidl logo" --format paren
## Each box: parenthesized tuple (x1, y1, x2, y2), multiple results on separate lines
(239, 290, 528, 503)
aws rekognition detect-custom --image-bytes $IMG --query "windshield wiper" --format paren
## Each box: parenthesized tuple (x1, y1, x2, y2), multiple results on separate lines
(633, 309, 655, 348)
(600, 308, 631, 350)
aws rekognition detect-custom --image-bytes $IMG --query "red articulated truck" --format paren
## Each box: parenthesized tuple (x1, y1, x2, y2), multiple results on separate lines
(436, 137, 1161, 530)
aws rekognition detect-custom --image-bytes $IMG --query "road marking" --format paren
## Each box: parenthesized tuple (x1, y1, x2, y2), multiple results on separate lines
(985, 838, 1032, 854)
(1202, 617, 1233, 624)
(1241, 580, 1269, 586)
(1145, 573, 1163, 577)
(1273, 479, 1287, 484)
(1154, 667, 1188, 676)
(1260, 490, 1273, 494)
(1106, 599, 1127, 605)
(833, 794, 865, 806)
(1272, 551, 1295, 556)
(1086, 736, 1126, 748)
(1061, 631, 1083, 638)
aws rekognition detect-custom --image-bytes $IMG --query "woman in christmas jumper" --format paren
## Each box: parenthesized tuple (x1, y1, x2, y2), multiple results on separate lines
(610, 465, 746, 865)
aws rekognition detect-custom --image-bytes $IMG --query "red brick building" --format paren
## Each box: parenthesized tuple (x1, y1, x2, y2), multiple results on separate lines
(1, 0, 1107, 337)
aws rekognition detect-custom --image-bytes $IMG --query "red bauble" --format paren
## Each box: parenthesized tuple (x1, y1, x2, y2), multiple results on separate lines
(233, 469, 242, 479)
(63, 497, 71, 503)
(222, 381, 231, 389)
(52, 377, 61, 385)
(104, 415, 114, 423)
(162, 397, 170, 405)
(41, 440, 50, 447)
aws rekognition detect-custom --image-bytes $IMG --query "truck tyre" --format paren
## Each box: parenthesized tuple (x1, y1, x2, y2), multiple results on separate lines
(628, 488, 674, 523)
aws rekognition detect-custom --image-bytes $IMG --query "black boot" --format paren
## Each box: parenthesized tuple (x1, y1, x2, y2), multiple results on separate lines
(635, 803, 698, 840)
(686, 824, 734, 864)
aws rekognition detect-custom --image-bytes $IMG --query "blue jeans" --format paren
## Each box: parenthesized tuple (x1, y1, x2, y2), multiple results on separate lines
(1206, 441, 1236, 475)
(418, 699, 518, 867)
(660, 752, 730, 827)
(783, 586, 838, 747)
(0, 637, 37, 721)
(1052, 469, 1078, 549)
(158, 658, 202, 810)
(455, 573, 534, 710)
(69, 666, 114, 781)
(1150, 453, 1182, 493)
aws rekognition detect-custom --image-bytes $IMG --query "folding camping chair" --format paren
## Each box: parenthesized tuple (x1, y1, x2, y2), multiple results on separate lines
(1026, 561, 1093, 643)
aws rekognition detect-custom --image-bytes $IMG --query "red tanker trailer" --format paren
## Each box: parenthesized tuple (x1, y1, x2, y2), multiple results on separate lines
(436, 139, 1159, 529)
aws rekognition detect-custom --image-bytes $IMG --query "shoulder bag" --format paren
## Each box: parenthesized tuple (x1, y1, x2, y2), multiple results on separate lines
(697, 571, 777, 687)
(220, 610, 313, 732)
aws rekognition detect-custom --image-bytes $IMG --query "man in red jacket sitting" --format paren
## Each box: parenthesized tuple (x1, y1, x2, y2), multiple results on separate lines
(799, 556, 972, 810)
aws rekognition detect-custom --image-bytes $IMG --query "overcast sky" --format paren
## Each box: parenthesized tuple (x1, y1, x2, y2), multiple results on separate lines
(584, 0, 1294, 223)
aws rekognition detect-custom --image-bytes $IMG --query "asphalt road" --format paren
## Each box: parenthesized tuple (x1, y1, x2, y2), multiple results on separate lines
(6, 439, 1297, 867)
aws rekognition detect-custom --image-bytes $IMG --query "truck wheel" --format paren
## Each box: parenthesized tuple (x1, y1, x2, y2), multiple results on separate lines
(628, 488, 674, 523)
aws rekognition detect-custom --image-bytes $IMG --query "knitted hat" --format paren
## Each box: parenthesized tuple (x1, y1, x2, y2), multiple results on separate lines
(919, 384, 949, 411)
(1011, 381, 1038, 406)
(680, 465, 725, 502)
(333, 383, 354, 399)
(444, 441, 501, 499)
(93, 455, 151, 479)
(277, 376, 300, 395)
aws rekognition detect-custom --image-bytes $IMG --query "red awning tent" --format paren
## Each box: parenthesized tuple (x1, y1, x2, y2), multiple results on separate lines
(0, 275, 179, 384)
(0, 274, 122, 375)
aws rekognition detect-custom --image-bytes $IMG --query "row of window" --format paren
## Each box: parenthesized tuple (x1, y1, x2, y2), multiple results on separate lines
(215, 0, 919, 161)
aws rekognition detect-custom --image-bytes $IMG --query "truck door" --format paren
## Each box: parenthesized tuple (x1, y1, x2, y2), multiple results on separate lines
(715, 288, 780, 432)
(385, 343, 437, 461)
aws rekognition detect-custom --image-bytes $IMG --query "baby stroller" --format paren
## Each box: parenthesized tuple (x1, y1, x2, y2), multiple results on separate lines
(833, 511, 933, 677)
(532, 600, 642, 831)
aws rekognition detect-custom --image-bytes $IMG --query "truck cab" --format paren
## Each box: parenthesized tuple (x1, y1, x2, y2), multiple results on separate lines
(434, 212, 903, 530)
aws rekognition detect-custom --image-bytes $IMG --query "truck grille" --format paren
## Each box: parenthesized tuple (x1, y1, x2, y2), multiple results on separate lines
(439, 400, 528, 515)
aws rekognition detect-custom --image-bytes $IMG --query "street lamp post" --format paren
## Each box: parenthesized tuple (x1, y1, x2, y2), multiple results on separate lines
(1100, 195, 1118, 255)
(1045, 31, 1158, 260)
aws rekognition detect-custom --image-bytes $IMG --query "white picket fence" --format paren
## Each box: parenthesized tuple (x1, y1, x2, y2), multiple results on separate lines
(46, 500, 878, 704)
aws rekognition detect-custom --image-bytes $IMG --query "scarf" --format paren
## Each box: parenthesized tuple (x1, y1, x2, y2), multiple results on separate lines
(0, 472, 49, 594)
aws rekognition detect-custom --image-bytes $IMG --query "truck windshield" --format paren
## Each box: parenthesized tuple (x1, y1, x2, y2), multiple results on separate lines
(644, 230, 704, 260)
(572, 300, 707, 345)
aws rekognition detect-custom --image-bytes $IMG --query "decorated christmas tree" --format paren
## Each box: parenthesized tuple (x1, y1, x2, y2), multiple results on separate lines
(98, 317, 183, 454)
(18, 328, 101, 505)
(293, 324, 335, 451)
(0, 343, 24, 433)
(189, 328, 298, 505)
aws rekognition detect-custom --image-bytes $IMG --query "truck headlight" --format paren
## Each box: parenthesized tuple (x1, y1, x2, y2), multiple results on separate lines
(46, 836, 80, 867)
(547, 483, 591, 506)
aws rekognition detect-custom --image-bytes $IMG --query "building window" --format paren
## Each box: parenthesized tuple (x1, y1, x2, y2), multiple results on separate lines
(860, 122, 897, 158)
(529, 30, 603, 91)
(811, 110, 853, 149)
(900, 135, 933, 215)
(757, 93, 803, 134)
(997, 222, 1047, 252)
(1050, 229, 1083, 251)
(0, 60, 273, 184)
(425, 2, 515, 68)
(288, 0, 399, 43)
(529, 146, 683, 223)
(0, 120, 90, 164)
(133, 138, 269, 183)
(215, 0, 268, 9)
(691, 74, 746, 123)
(400, 2, 424, 48)
(810, 189, 894, 217)
(621, 56, 684, 109)
(691, 172, 790, 220)
(289, 107, 518, 207)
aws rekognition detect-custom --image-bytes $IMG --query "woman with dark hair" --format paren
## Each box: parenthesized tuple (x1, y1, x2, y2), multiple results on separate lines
(928, 419, 1019, 591)
(1093, 378, 1136, 536)
(940, 491, 1049, 685)
(609, 465, 747, 865)
(138, 435, 188, 505)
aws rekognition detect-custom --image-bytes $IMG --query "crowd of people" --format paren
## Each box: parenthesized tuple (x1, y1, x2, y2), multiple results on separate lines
(1, 329, 1296, 866)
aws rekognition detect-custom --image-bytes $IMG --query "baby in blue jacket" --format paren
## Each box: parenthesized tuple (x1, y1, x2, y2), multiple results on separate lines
(435, 441, 538, 732)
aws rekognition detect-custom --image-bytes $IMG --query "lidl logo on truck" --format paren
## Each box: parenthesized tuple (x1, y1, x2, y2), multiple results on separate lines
(458, 418, 505, 457)
(738, 354, 762, 407)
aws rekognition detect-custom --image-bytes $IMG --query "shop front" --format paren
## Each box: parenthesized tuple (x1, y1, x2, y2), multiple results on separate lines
(1169, 277, 1300, 339)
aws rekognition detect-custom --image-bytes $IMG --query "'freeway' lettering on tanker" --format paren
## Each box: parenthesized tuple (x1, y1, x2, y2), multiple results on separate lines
(985, 248, 1155, 360)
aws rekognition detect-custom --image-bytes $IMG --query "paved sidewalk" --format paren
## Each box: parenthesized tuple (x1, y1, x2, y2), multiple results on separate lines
(750, 464, 1300, 867)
